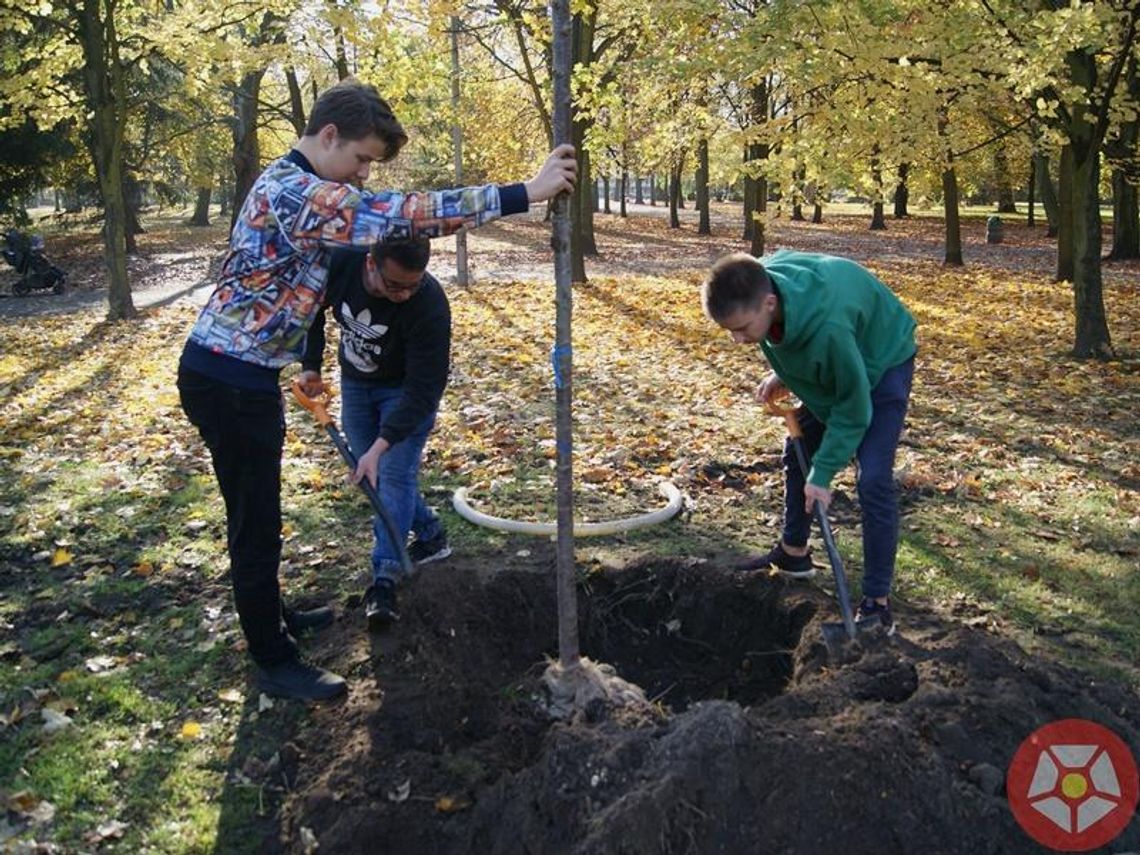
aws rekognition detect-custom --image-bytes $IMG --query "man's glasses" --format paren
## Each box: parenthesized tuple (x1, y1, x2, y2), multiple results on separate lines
(378, 269, 424, 294)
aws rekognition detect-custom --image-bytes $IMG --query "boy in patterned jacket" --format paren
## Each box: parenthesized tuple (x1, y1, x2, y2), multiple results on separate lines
(177, 79, 576, 701)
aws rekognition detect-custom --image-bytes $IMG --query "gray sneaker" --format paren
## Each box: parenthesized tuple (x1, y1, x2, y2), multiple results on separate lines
(736, 542, 816, 579)
(408, 532, 452, 565)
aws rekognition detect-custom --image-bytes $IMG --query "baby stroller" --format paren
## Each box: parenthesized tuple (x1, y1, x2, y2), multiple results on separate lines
(2, 230, 67, 296)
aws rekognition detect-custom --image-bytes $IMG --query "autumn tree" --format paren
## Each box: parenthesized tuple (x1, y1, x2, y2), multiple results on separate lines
(980, 0, 1139, 358)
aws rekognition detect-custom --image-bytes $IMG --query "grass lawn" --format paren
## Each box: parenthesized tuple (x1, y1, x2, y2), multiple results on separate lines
(0, 209, 1136, 851)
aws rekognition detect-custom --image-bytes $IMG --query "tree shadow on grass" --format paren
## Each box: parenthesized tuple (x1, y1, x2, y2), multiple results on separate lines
(898, 491, 1140, 665)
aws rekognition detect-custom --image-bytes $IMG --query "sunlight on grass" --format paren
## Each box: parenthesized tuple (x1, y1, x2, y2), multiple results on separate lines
(0, 212, 1136, 851)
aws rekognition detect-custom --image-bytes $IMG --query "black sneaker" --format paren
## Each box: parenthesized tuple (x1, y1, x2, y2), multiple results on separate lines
(855, 596, 896, 636)
(408, 532, 452, 565)
(364, 580, 399, 631)
(737, 543, 816, 579)
(283, 604, 334, 635)
(253, 658, 347, 701)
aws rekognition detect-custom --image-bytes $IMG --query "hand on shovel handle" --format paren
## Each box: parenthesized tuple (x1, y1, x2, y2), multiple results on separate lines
(764, 397, 859, 644)
(290, 378, 414, 577)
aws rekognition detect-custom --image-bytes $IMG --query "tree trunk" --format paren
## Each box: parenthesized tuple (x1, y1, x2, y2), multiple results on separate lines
(450, 17, 469, 286)
(995, 145, 1018, 212)
(285, 66, 307, 136)
(219, 171, 231, 217)
(334, 23, 350, 80)
(1027, 157, 1036, 227)
(122, 172, 144, 255)
(1105, 68, 1139, 258)
(791, 165, 805, 221)
(743, 83, 769, 251)
(894, 162, 910, 218)
(942, 167, 963, 266)
(870, 147, 886, 230)
(549, 0, 579, 671)
(1109, 166, 1139, 259)
(1069, 135, 1112, 357)
(1035, 153, 1060, 237)
(696, 136, 710, 235)
(812, 202, 823, 224)
(938, 110, 961, 265)
(602, 176, 611, 213)
(1107, 115, 1139, 259)
(1057, 145, 1075, 283)
(649, 174, 656, 206)
(78, 0, 135, 320)
(750, 161, 767, 255)
(619, 168, 628, 217)
(634, 174, 644, 205)
(231, 68, 265, 229)
(669, 158, 682, 229)
(570, 141, 594, 282)
(665, 164, 674, 229)
(190, 186, 212, 226)
(568, 8, 597, 281)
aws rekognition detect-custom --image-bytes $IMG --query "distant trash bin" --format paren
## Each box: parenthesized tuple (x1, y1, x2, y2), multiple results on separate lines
(986, 215, 1004, 244)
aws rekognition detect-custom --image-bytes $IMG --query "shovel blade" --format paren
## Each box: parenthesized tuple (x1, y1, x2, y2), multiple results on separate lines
(820, 614, 891, 657)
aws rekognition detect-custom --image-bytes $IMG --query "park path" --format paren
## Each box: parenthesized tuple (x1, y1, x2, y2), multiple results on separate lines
(0, 201, 1086, 320)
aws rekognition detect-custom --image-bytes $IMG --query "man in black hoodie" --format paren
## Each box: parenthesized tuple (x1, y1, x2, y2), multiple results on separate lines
(299, 238, 450, 630)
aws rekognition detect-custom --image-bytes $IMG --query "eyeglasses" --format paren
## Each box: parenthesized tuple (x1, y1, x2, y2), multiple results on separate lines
(376, 268, 424, 295)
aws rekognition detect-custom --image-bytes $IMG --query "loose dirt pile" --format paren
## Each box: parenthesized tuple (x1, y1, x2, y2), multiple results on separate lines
(273, 560, 1140, 854)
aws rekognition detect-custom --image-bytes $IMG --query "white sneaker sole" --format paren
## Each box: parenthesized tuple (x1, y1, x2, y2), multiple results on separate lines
(777, 567, 817, 580)
(414, 546, 452, 565)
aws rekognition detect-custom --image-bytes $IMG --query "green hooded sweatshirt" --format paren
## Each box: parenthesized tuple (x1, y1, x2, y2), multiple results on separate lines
(760, 250, 916, 489)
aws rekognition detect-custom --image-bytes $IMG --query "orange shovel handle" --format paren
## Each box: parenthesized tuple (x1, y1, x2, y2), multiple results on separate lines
(763, 396, 803, 439)
(290, 377, 334, 427)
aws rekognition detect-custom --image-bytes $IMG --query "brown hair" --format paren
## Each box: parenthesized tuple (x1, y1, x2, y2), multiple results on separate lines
(701, 252, 773, 321)
(304, 79, 408, 162)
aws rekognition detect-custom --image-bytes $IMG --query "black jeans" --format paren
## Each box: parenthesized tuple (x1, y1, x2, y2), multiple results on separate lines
(177, 367, 297, 667)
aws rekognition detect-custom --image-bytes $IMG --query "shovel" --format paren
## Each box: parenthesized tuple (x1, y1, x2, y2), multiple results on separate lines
(767, 401, 862, 649)
(291, 378, 414, 578)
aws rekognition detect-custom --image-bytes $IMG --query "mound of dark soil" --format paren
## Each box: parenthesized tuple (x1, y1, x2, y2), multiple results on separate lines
(274, 560, 1140, 854)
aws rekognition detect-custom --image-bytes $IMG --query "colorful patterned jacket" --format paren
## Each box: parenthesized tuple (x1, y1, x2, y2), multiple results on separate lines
(182, 151, 527, 387)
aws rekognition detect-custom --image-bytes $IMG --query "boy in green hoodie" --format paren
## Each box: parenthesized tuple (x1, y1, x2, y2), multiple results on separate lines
(701, 250, 917, 634)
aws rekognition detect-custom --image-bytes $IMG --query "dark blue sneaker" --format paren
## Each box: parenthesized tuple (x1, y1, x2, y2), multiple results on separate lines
(855, 596, 896, 636)
(737, 542, 816, 579)
(364, 580, 399, 632)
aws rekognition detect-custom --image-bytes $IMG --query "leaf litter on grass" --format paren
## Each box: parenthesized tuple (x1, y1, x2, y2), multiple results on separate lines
(0, 212, 1136, 851)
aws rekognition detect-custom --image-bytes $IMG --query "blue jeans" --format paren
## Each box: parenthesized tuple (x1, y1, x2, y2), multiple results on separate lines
(340, 379, 442, 585)
(781, 356, 915, 599)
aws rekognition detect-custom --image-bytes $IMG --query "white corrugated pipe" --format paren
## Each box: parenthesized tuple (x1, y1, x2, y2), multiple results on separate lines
(452, 481, 683, 536)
